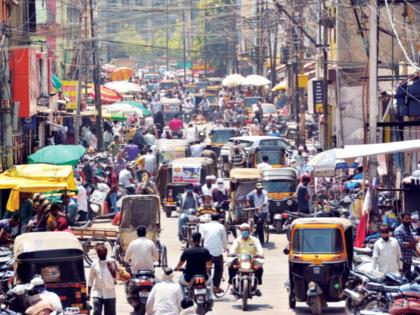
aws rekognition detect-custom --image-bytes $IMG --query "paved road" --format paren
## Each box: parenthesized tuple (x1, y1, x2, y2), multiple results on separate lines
(90, 212, 345, 314)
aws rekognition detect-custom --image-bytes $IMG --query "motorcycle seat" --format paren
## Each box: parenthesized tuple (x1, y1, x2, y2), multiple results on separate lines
(136, 270, 155, 278)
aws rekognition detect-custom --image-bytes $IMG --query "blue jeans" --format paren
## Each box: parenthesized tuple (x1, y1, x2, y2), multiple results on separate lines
(109, 192, 118, 214)
(178, 210, 189, 240)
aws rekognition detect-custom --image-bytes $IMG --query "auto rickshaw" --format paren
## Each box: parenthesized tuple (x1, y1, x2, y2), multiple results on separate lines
(228, 168, 269, 241)
(208, 127, 239, 156)
(160, 79, 178, 90)
(207, 77, 223, 86)
(116, 195, 167, 268)
(197, 81, 209, 90)
(185, 84, 197, 94)
(156, 139, 191, 166)
(284, 218, 353, 315)
(156, 157, 217, 217)
(161, 97, 182, 122)
(244, 96, 262, 114)
(247, 145, 286, 168)
(14, 232, 89, 314)
(261, 168, 297, 233)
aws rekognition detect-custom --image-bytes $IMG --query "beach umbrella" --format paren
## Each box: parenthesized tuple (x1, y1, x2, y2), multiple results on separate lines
(104, 81, 142, 94)
(242, 75, 271, 87)
(222, 74, 245, 87)
(28, 145, 86, 166)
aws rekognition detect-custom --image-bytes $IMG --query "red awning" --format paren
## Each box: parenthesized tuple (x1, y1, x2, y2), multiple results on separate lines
(88, 86, 123, 104)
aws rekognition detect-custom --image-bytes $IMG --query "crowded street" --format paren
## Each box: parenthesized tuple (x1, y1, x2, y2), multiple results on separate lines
(1, 0, 420, 315)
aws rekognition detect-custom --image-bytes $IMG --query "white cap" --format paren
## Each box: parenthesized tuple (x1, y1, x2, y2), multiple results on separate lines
(239, 223, 250, 230)
(298, 146, 304, 151)
(27, 276, 44, 290)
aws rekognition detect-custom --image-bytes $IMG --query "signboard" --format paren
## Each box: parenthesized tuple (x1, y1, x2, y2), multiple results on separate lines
(172, 165, 201, 184)
(312, 80, 324, 114)
(62, 80, 79, 110)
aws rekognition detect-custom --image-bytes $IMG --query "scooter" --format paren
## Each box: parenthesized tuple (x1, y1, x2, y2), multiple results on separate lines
(126, 269, 156, 315)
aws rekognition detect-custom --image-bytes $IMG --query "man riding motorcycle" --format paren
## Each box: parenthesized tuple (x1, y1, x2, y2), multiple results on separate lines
(228, 223, 264, 295)
(177, 184, 201, 240)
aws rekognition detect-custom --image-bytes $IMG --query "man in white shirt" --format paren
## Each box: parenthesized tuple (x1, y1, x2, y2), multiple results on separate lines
(201, 176, 216, 196)
(146, 268, 183, 315)
(76, 183, 88, 221)
(124, 226, 159, 274)
(119, 165, 135, 194)
(247, 183, 269, 245)
(184, 123, 197, 142)
(143, 149, 157, 176)
(190, 141, 206, 158)
(88, 244, 117, 315)
(257, 155, 272, 171)
(199, 213, 227, 294)
(372, 225, 402, 274)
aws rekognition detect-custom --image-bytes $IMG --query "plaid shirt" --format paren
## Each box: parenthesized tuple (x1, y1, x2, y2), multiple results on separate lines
(394, 224, 415, 265)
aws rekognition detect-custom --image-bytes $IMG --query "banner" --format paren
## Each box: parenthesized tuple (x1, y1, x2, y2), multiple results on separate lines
(172, 165, 201, 184)
(62, 80, 79, 110)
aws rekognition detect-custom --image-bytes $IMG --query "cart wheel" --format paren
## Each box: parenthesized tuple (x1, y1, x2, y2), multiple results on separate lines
(160, 245, 168, 268)
(83, 236, 114, 266)
(264, 224, 270, 243)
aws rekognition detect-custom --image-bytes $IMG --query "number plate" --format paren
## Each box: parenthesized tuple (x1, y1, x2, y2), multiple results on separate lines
(194, 288, 207, 295)
(276, 202, 281, 206)
(139, 291, 149, 297)
(313, 267, 320, 275)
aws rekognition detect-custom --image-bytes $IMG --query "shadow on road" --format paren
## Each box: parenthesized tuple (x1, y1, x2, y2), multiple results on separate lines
(231, 303, 274, 312)
(292, 306, 344, 314)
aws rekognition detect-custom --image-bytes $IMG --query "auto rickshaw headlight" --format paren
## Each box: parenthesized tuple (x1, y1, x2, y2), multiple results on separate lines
(286, 199, 293, 206)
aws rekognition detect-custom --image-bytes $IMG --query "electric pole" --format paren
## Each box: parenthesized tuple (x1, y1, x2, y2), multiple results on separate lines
(166, 0, 169, 70)
(89, 0, 103, 151)
(322, 0, 329, 149)
(368, 0, 378, 178)
(182, 8, 187, 83)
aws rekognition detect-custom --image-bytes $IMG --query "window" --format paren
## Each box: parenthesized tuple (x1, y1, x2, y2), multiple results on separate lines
(293, 228, 343, 254)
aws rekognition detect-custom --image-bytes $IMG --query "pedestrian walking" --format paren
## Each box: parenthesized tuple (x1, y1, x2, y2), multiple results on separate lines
(199, 213, 227, 294)
(295, 175, 311, 214)
(372, 225, 402, 274)
(146, 268, 183, 315)
(88, 244, 117, 315)
(395, 212, 417, 276)
(246, 183, 269, 245)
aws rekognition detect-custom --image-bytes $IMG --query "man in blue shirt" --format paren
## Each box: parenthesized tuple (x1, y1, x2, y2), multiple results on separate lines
(296, 175, 311, 214)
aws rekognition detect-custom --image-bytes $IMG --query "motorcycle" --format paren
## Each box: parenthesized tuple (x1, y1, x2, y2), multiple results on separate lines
(126, 270, 156, 315)
(229, 254, 264, 311)
(186, 274, 213, 315)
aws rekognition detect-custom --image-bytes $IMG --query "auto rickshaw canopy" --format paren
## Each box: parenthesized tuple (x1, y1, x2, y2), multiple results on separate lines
(290, 217, 353, 230)
(262, 168, 297, 181)
(0, 164, 76, 211)
(14, 232, 83, 260)
(230, 168, 262, 182)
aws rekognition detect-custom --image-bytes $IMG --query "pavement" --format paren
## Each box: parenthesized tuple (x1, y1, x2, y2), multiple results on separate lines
(88, 213, 345, 314)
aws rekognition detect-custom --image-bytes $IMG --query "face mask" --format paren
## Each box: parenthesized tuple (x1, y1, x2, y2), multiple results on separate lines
(217, 184, 224, 191)
(206, 183, 212, 188)
(241, 230, 250, 239)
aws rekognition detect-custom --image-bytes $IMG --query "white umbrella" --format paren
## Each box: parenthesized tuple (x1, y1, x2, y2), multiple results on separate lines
(103, 103, 143, 117)
(242, 75, 271, 87)
(104, 81, 142, 94)
(307, 149, 346, 176)
(222, 74, 245, 87)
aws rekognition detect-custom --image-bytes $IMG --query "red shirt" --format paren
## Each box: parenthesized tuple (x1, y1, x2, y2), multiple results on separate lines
(169, 118, 183, 132)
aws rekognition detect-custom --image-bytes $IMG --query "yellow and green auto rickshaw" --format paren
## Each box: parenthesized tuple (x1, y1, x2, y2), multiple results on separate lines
(284, 218, 353, 315)
(208, 127, 239, 156)
(262, 168, 298, 233)
(14, 232, 89, 314)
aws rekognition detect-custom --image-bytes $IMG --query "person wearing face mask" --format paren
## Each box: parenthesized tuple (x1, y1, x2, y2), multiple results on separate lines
(372, 225, 402, 274)
(177, 184, 201, 240)
(201, 176, 215, 196)
(212, 179, 229, 212)
(395, 212, 417, 276)
(292, 146, 306, 176)
(228, 224, 264, 294)
(88, 244, 118, 315)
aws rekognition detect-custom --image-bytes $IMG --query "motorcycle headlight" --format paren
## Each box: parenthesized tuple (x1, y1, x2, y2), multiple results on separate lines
(240, 262, 251, 269)
(286, 199, 293, 206)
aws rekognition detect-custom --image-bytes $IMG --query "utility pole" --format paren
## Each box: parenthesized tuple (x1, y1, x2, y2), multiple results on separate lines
(182, 9, 187, 83)
(151, 0, 156, 73)
(322, 0, 329, 149)
(368, 0, 378, 178)
(166, 0, 169, 70)
(89, 0, 103, 151)
(204, 0, 208, 76)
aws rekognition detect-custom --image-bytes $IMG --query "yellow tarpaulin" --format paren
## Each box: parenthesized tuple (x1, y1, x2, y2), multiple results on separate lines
(0, 164, 76, 211)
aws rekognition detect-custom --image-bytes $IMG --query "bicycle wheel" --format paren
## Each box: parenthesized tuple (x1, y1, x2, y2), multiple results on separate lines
(212, 260, 230, 299)
(83, 236, 114, 266)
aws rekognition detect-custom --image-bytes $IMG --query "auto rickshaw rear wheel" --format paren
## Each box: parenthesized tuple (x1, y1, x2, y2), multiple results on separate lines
(288, 293, 296, 309)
